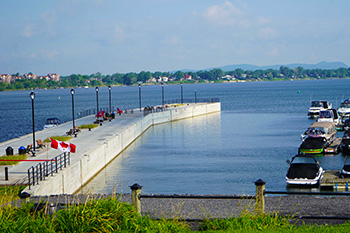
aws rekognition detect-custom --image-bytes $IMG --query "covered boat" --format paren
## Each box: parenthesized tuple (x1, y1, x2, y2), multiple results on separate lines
(286, 154, 324, 186)
(43, 118, 61, 129)
(301, 121, 336, 143)
(317, 109, 341, 126)
(307, 100, 332, 119)
(299, 137, 329, 154)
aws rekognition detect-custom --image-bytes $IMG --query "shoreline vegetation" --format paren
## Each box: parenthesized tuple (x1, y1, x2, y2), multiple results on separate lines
(1, 196, 350, 232)
(1, 66, 350, 92)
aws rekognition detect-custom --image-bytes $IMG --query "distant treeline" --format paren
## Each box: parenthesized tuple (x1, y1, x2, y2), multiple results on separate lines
(1, 66, 350, 91)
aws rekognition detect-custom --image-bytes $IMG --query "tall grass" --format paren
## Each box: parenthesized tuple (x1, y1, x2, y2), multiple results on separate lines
(0, 197, 190, 232)
(0, 186, 26, 206)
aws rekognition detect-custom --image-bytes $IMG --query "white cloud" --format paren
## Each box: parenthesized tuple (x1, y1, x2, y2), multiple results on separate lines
(22, 24, 35, 38)
(259, 27, 276, 39)
(42, 50, 59, 60)
(204, 1, 246, 26)
(41, 11, 57, 36)
(113, 26, 126, 43)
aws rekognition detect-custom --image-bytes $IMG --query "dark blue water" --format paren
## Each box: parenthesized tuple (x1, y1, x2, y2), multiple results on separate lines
(1, 80, 349, 194)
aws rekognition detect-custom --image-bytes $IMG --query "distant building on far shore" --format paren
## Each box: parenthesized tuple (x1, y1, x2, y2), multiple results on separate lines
(0, 73, 60, 83)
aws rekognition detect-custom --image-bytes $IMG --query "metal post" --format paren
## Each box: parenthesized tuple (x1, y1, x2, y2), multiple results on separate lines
(95, 87, 99, 114)
(255, 179, 266, 215)
(71, 89, 75, 131)
(181, 83, 183, 104)
(138, 84, 142, 112)
(195, 90, 197, 104)
(161, 83, 164, 108)
(108, 85, 112, 113)
(4, 167, 8, 181)
(130, 183, 142, 214)
(30, 92, 36, 156)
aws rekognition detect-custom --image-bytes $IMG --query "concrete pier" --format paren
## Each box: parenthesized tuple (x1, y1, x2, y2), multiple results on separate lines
(0, 102, 220, 196)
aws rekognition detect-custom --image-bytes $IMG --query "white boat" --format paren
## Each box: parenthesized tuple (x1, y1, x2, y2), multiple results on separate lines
(43, 118, 61, 129)
(301, 121, 336, 143)
(317, 109, 341, 126)
(307, 100, 332, 118)
(338, 99, 350, 119)
(286, 154, 324, 186)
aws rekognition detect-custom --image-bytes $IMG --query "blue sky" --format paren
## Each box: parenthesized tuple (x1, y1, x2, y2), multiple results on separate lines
(0, 0, 349, 76)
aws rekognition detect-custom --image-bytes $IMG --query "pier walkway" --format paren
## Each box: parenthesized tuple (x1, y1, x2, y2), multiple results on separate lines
(0, 102, 221, 195)
(0, 110, 143, 186)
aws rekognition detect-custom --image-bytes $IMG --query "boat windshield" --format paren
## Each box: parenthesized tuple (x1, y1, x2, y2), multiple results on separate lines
(311, 101, 323, 107)
(319, 111, 332, 119)
(292, 156, 317, 164)
(306, 127, 328, 135)
(45, 118, 60, 125)
(340, 102, 350, 108)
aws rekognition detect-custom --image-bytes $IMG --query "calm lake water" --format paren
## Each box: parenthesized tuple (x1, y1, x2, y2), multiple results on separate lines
(1, 79, 350, 195)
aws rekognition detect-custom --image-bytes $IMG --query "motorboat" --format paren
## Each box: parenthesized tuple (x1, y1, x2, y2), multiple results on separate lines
(307, 100, 332, 119)
(299, 137, 329, 154)
(340, 130, 350, 155)
(340, 156, 350, 178)
(317, 109, 341, 126)
(300, 121, 336, 154)
(43, 118, 61, 129)
(301, 121, 336, 142)
(338, 99, 350, 119)
(286, 154, 324, 186)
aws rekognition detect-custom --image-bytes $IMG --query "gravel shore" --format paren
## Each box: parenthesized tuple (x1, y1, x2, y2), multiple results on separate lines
(27, 193, 350, 226)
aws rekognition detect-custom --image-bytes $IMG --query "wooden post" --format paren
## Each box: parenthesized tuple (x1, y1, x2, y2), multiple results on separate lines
(255, 179, 266, 215)
(130, 183, 142, 214)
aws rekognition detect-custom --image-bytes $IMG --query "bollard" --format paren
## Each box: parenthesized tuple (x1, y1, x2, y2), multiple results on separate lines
(4, 167, 8, 181)
(18, 192, 31, 205)
(130, 183, 142, 214)
(255, 179, 266, 215)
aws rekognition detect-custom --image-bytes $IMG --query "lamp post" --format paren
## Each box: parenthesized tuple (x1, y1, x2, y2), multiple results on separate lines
(138, 84, 142, 111)
(95, 87, 99, 114)
(161, 82, 164, 108)
(195, 90, 197, 104)
(71, 89, 75, 131)
(108, 86, 112, 113)
(29, 91, 36, 156)
(180, 82, 183, 104)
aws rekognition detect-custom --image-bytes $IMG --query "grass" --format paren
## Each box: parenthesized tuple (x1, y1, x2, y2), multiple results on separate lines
(0, 154, 27, 165)
(43, 136, 72, 143)
(0, 196, 350, 232)
(0, 186, 26, 206)
(78, 123, 98, 129)
(0, 197, 190, 232)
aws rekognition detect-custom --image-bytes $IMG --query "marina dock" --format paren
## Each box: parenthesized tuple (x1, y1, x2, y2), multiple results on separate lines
(0, 102, 221, 196)
(321, 170, 350, 191)
(324, 138, 342, 154)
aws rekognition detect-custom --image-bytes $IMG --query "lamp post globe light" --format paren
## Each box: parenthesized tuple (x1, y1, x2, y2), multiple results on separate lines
(95, 87, 99, 114)
(71, 89, 75, 131)
(29, 91, 36, 156)
(108, 85, 112, 113)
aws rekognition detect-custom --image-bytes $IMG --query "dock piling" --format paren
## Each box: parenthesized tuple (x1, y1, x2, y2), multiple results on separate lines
(255, 179, 266, 215)
(130, 183, 142, 214)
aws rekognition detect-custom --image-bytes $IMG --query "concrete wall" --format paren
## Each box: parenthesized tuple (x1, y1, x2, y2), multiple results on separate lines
(27, 102, 220, 196)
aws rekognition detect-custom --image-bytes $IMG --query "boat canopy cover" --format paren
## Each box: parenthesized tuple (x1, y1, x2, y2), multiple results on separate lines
(299, 137, 326, 149)
(45, 118, 61, 125)
(287, 163, 319, 179)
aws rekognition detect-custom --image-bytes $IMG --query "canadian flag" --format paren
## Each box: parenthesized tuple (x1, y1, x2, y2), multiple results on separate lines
(50, 138, 76, 153)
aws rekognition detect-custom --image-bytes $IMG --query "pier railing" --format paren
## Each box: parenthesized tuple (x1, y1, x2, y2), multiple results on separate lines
(27, 152, 70, 190)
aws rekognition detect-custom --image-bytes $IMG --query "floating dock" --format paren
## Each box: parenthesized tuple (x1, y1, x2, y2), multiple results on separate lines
(321, 170, 350, 191)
